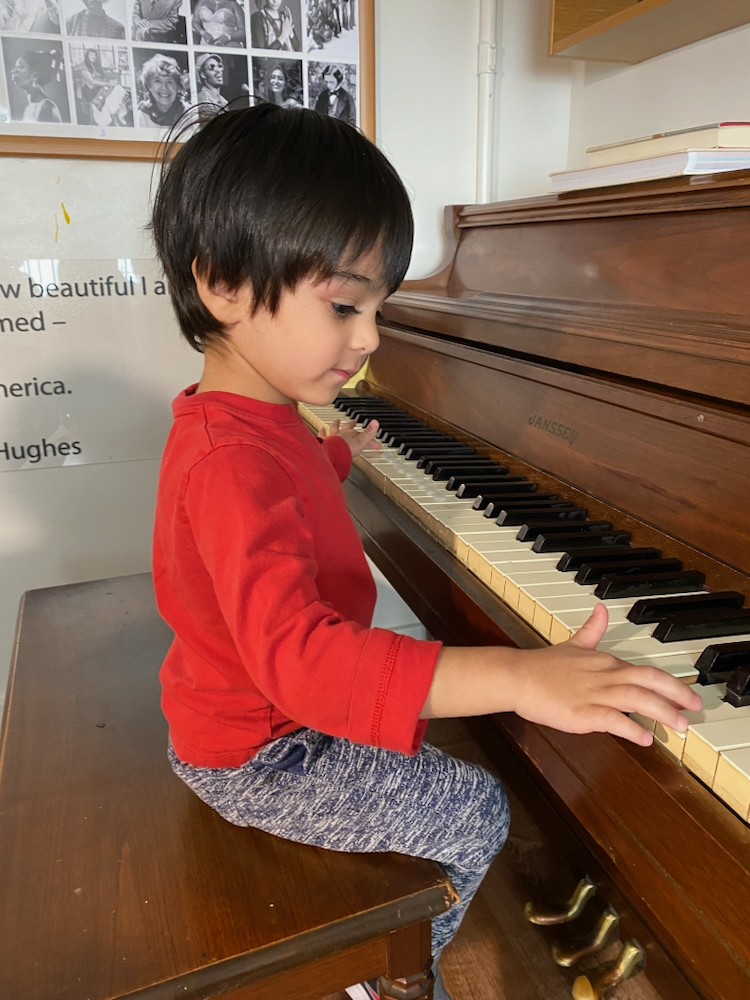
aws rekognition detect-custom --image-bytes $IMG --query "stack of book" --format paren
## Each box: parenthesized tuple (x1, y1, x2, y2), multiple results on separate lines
(550, 122, 750, 192)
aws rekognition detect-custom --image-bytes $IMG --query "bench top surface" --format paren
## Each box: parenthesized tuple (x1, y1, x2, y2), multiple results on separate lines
(0, 573, 450, 1000)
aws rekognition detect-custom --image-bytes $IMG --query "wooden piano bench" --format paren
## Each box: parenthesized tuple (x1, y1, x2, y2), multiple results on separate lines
(0, 573, 454, 1000)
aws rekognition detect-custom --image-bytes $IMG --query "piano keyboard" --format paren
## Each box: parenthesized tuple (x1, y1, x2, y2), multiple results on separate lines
(300, 396, 750, 822)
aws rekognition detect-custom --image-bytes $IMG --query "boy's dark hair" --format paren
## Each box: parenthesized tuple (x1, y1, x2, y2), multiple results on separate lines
(151, 103, 414, 352)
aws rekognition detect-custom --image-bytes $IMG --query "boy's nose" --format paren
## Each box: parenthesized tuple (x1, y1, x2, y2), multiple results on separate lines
(355, 318, 380, 355)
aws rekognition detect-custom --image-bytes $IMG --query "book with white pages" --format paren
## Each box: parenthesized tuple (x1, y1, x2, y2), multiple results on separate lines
(549, 149, 750, 193)
(587, 122, 750, 167)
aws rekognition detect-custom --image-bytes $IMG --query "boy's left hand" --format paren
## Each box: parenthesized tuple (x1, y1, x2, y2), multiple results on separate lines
(319, 418, 381, 457)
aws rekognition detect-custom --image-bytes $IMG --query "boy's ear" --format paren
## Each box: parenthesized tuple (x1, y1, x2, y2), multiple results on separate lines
(191, 260, 252, 325)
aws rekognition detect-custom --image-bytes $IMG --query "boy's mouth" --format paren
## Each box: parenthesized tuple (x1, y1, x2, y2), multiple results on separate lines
(331, 368, 356, 379)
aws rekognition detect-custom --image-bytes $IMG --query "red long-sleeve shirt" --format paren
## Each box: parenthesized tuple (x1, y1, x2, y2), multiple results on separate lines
(153, 387, 441, 768)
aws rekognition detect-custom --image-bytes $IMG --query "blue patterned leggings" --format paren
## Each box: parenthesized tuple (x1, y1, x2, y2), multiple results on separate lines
(168, 727, 510, 955)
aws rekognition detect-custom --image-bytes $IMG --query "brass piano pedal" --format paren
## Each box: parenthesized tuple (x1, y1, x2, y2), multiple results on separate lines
(552, 906, 619, 967)
(524, 875, 596, 926)
(571, 939, 645, 1000)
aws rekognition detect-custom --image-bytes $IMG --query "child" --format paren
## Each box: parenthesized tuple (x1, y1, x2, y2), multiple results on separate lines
(150, 103, 699, 1000)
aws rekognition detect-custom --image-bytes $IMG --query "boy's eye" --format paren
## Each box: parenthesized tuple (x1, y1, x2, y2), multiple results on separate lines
(331, 302, 359, 318)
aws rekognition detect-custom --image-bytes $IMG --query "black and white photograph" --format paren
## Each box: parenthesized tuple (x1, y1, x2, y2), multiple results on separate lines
(190, 0, 245, 48)
(2, 37, 70, 121)
(305, 0, 357, 59)
(62, 0, 126, 39)
(194, 49, 247, 109)
(133, 46, 189, 128)
(129, 0, 187, 44)
(0, 70, 9, 123)
(251, 55, 301, 108)
(0, 0, 61, 33)
(308, 59, 354, 125)
(249, 0, 300, 52)
(68, 42, 132, 125)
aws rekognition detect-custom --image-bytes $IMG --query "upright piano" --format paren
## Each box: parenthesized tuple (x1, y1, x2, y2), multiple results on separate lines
(302, 171, 750, 1000)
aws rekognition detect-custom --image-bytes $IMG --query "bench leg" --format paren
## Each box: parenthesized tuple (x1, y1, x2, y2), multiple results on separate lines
(377, 921, 434, 1000)
(377, 967, 434, 1000)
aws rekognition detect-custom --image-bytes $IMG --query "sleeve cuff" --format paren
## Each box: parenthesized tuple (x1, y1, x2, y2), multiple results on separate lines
(348, 629, 442, 755)
(321, 434, 353, 482)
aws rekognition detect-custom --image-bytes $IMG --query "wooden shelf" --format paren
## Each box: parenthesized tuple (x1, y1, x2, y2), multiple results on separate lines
(549, 0, 750, 63)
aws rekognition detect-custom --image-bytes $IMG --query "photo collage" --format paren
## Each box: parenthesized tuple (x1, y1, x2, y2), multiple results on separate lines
(0, 0, 358, 134)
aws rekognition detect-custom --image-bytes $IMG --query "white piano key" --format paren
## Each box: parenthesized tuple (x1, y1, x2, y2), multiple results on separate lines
(714, 747, 750, 820)
(684, 716, 750, 786)
(652, 683, 738, 760)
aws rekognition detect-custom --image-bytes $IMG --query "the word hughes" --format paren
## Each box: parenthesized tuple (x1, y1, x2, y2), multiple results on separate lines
(1, 438, 82, 464)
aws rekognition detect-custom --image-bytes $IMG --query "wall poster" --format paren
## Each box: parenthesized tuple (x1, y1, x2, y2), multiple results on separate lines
(0, 0, 373, 150)
(0, 257, 201, 471)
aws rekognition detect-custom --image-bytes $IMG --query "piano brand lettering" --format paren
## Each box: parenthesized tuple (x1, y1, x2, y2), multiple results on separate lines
(0, 438, 82, 464)
(528, 414, 579, 445)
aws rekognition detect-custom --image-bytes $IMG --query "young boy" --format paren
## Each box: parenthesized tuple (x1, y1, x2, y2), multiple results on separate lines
(150, 103, 699, 1000)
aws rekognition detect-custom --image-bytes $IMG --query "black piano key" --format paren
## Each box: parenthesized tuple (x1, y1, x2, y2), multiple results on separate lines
(576, 557, 682, 586)
(336, 401, 393, 413)
(416, 450, 480, 468)
(472, 491, 555, 509)
(696, 641, 750, 684)
(428, 460, 502, 478)
(627, 591, 745, 626)
(349, 409, 412, 422)
(378, 425, 443, 434)
(595, 570, 705, 600)
(404, 443, 472, 459)
(413, 449, 476, 465)
(517, 520, 612, 543)
(653, 608, 750, 643)
(485, 500, 572, 520)
(724, 665, 750, 708)
(398, 438, 465, 452)
(556, 547, 660, 572)
(381, 428, 444, 443)
(446, 476, 530, 492)
(498, 506, 587, 527)
(459, 481, 538, 499)
(533, 530, 632, 554)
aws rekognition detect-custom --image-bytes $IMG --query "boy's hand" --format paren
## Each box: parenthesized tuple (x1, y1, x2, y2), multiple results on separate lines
(423, 604, 703, 747)
(319, 417, 381, 458)
(509, 603, 702, 746)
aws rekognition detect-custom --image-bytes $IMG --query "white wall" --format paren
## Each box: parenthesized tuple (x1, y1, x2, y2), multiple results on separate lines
(568, 22, 750, 168)
(493, 0, 572, 201)
(376, 0, 480, 277)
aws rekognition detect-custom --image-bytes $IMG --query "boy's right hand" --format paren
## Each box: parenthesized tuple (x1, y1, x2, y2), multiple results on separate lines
(508, 603, 702, 746)
(422, 604, 702, 746)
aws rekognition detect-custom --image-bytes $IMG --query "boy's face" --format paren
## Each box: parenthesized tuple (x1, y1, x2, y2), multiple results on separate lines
(195, 251, 386, 406)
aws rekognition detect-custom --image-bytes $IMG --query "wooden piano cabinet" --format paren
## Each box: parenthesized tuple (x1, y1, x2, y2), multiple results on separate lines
(344, 464, 750, 1000)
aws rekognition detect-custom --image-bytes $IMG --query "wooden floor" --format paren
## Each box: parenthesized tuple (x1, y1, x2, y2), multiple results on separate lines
(320, 718, 661, 1000)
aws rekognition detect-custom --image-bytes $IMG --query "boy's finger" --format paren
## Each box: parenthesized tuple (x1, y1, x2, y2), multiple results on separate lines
(361, 419, 379, 442)
(602, 709, 654, 746)
(567, 603, 608, 649)
(616, 664, 702, 711)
